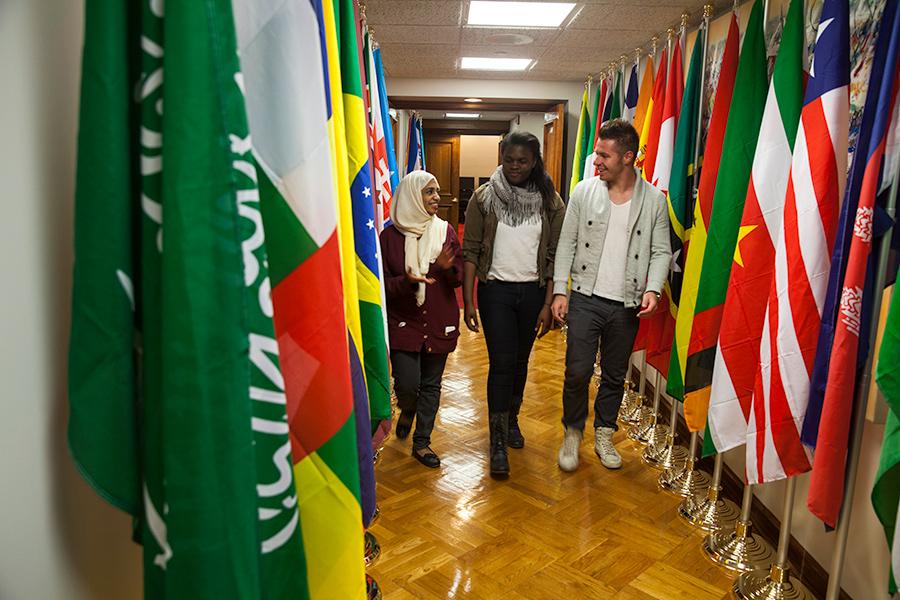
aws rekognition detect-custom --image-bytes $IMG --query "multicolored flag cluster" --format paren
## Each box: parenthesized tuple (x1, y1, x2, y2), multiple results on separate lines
(808, 0, 900, 528)
(67, 0, 399, 596)
(667, 14, 739, 394)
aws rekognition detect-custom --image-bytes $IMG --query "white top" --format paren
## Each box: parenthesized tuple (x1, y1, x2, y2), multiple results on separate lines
(592, 199, 631, 301)
(487, 217, 541, 282)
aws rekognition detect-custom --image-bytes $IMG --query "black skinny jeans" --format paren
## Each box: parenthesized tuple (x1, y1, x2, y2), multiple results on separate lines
(390, 349, 448, 449)
(477, 280, 544, 414)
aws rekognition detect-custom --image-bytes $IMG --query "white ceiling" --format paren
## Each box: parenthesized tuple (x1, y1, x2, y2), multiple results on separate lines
(418, 109, 532, 120)
(366, 0, 736, 81)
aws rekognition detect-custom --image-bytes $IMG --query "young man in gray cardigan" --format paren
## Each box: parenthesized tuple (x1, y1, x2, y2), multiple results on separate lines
(550, 119, 672, 472)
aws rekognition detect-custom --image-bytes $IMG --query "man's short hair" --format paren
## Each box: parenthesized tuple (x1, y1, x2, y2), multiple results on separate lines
(598, 119, 639, 157)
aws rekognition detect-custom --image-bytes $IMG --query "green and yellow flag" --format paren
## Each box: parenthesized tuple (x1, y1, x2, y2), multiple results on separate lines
(874, 272, 900, 593)
(569, 87, 592, 194)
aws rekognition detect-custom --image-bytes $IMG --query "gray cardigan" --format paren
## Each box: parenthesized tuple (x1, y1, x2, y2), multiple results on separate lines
(552, 171, 672, 308)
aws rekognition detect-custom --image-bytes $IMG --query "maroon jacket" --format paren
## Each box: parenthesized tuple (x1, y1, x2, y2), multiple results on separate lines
(379, 223, 463, 354)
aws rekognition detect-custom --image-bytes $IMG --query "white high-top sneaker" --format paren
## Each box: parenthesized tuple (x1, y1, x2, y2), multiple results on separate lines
(594, 427, 622, 469)
(557, 426, 582, 472)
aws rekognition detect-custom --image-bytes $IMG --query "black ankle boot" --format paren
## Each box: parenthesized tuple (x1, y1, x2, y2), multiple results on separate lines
(508, 400, 524, 449)
(489, 412, 510, 478)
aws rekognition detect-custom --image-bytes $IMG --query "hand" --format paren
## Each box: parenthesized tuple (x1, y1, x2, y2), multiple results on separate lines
(550, 294, 569, 323)
(406, 268, 435, 286)
(534, 305, 553, 338)
(638, 292, 659, 318)
(434, 247, 455, 271)
(464, 304, 480, 332)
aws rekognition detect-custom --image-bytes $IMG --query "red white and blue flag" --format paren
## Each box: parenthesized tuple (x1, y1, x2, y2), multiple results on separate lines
(746, 0, 850, 485)
(806, 0, 900, 527)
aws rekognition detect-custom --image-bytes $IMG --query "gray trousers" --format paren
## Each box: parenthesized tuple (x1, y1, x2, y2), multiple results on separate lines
(561, 292, 640, 431)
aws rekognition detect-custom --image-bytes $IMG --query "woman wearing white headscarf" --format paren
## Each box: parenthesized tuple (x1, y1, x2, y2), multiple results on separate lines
(380, 170, 463, 468)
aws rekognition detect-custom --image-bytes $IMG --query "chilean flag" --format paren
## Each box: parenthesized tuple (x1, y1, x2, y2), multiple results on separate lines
(807, 0, 900, 528)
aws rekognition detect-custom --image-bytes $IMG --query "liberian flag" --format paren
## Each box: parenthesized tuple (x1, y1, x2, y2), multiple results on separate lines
(705, 0, 805, 456)
(746, 0, 849, 485)
(807, 0, 900, 527)
(235, 0, 367, 595)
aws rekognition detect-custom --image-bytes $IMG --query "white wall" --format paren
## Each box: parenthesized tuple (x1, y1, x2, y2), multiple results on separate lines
(0, 1, 142, 598)
(509, 112, 547, 152)
(459, 135, 500, 180)
(387, 77, 584, 195)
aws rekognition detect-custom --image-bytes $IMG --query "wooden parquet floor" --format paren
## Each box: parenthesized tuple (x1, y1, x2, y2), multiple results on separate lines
(368, 324, 734, 599)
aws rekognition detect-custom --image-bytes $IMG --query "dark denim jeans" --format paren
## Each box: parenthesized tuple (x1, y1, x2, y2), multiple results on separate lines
(561, 292, 640, 431)
(390, 350, 448, 449)
(477, 280, 544, 413)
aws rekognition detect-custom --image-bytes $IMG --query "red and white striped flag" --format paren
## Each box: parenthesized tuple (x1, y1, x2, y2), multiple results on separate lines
(746, 0, 849, 484)
(705, 0, 804, 455)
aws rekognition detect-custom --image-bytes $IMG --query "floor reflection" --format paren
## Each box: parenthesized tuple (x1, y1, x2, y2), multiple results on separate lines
(367, 321, 734, 599)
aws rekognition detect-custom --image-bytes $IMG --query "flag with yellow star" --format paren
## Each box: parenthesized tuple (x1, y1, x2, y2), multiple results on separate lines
(680, 0, 768, 432)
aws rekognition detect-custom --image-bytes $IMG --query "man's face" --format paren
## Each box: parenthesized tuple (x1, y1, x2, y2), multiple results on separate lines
(593, 138, 633, 182)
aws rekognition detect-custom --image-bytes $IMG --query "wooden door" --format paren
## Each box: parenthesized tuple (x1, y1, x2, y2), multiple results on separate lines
(542, 102, 567, 198)
(423, 133, 460, 229)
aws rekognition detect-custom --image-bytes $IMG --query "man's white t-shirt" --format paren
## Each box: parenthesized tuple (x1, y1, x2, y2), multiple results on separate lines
(487, 216, 541, 282)
(592, 199, 631, 301)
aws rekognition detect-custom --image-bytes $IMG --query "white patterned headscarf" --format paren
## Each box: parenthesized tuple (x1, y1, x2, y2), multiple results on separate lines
(390, 171, 448, 306)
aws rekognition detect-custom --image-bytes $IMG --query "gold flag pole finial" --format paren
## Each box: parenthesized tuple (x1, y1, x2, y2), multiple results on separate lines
(634, 47, 642, 65)
(651, 35, 659, 58)
(619, 54, 628, 68)
(666, 27, 675, 42)
(703, 3, 713, 18)
(680, 11, 689, 34)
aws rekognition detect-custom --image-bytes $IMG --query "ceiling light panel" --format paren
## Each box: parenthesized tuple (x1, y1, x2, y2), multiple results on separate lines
(460, 57, 533, 71)
(445, 112, 482, 119)
(466, 1, 576, 28)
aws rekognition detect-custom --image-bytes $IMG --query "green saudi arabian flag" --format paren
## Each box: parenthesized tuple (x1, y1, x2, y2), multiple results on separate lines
(68, 0, 305, 596)
(873, 264, 900, 593)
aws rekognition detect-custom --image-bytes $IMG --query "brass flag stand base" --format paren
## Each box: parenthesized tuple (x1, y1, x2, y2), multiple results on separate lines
(732, 478, 813, 599)
(679, 485, 740, 532)
(366, 573, 383, 600)
(705, 520, 775, 573)
(627, 359, 663, 443)
(364, 530, 381, 566)
(732, 564, 814, 600)
(678, 455, 738, 532)
(641, 370, 687, 470)
(704, 484, 775, 573)
(628, 412, 668, 446)
(659, 433, 710, 497)
(642, 433, 689, 470)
